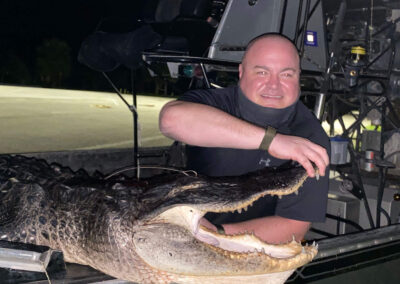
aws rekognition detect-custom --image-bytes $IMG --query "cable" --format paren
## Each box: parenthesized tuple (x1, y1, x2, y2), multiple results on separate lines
(104, 166, 198, 180)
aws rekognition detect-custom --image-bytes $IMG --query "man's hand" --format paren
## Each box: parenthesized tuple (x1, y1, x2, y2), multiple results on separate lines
(269, 133, 329, 178)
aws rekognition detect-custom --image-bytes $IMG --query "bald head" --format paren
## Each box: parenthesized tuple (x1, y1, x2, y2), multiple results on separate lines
(242, 34, 300, 67)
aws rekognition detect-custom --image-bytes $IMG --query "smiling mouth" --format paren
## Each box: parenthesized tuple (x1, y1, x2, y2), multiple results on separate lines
(261, 94, 283, 99)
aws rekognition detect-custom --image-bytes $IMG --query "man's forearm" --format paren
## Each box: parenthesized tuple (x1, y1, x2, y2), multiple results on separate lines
(222, 216, 311, 243)
(160, 100, 329, 177)
(160, 100, 265, 149)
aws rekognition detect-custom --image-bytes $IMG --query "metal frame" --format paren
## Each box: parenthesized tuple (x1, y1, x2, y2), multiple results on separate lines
(289, 224, 400, 282)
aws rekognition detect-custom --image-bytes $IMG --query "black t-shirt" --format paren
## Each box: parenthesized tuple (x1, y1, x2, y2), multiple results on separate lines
(178, 86, 330, 223)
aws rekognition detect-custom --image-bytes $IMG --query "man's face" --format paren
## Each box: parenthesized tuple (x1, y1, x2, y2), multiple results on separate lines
(239, 37, 300, 109)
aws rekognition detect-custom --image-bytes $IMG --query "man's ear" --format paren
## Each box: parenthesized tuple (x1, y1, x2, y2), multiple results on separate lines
(238, 64, 243, 79)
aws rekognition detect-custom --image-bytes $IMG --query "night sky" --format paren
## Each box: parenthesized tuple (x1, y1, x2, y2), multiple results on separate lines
(1, 0, 144, 52)
(0, 0, 148, 90)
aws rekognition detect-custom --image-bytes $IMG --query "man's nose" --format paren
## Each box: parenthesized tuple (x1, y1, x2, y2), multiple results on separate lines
(266, 73, 279, 89)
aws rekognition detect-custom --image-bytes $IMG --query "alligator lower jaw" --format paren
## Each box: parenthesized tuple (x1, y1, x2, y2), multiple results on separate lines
(194, 225, 318, 263)
(151, 204, 317, 272)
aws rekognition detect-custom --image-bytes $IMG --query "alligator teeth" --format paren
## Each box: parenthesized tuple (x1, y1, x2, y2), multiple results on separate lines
(237, 208, 242, 214)
(243, 206, 248, 212)
(294, 190, 299, 195)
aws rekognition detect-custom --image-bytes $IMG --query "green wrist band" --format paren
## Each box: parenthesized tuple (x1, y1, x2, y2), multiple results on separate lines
(259, 126, 277, 151)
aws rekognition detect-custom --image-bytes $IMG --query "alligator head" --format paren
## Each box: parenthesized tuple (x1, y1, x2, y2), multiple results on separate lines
(0, 155, 317, 284)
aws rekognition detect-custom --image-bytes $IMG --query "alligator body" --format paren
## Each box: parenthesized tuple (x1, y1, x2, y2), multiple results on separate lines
(0, 155, 317, 284)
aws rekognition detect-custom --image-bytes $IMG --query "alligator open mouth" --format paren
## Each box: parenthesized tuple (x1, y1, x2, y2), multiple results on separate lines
(135, 166, 318, 282)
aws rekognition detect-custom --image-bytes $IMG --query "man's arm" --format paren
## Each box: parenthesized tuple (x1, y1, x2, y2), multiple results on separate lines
(159, 100, 328, 177)
(200, 216, 310, 243)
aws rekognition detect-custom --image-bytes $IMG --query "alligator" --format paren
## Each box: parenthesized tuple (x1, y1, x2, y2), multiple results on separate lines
(0, 155, 317, 284)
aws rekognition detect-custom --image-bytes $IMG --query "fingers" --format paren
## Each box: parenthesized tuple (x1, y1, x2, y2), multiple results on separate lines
(311, 145, 329, 176)
(296, 143, 328, 178)
(296, 156, 316, 178)
(269, 134, 329, 178)
(303, 144, 328, 177)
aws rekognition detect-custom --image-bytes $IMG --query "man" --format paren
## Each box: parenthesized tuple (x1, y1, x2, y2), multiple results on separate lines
(159, 33, 330, 243)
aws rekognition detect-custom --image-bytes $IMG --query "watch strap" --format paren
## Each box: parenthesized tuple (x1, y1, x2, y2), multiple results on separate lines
(259, 126, 277, 151)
